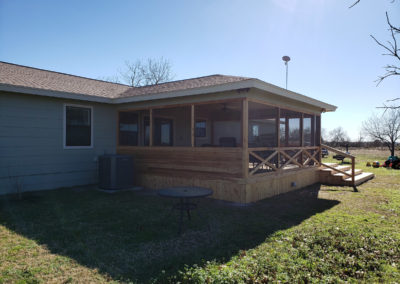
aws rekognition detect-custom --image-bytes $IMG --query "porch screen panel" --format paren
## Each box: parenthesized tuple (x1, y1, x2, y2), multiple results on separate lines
(119, 112, 139, 146)
(143, 116, 150, 146)
(280, 109, 301, 147)
(248, 101, 278, 147)
(303, 114, 314, 146)
(153, 106, 191, 147)
(195, 101, 241, 147)
(279, 118, 286, 146)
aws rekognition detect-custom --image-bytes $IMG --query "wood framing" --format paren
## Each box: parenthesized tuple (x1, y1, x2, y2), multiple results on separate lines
(247, 97, 321, 116)
(118, 97, 244, 112)
(118, 146, 243, 179)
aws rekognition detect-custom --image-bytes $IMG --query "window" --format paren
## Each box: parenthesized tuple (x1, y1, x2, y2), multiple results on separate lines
(119, 112, 139, 146)
(195, 120, 207, 137)
(154, 118, 173, 146)
(252, 125, 259, 137)
(64, 105, 92, 148)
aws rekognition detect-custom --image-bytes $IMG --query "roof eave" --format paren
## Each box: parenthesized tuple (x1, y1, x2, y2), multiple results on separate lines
(251, 79, 337, 112)
(114, 79, 337, 112)
(0, 83, 113, 103)
(113, 80, 254, 104)
(0, 79, 337, 112)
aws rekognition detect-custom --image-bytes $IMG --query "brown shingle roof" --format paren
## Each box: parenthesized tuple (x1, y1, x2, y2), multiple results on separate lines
(118, 74, 250, 98)
(0, 61, 250, 99)
(0, 62, 130, 98)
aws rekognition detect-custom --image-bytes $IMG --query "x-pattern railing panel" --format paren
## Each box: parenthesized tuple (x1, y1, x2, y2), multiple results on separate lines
(248, 146, 321, 176)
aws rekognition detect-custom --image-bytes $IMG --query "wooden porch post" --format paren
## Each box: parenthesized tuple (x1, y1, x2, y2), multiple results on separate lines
(317, 115, 321, 164)
(149, 108, 153, 147)
(242, 98, 249, 179)
(191, 104, 195, 147)
(311, 115, 315, 146)
(300, 113, 304, 166)
(276, 108, 280, 169)
(285, 117, 289, 146)
(300, 113, 304, 147)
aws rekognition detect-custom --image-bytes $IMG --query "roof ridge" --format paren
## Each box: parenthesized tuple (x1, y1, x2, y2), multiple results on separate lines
(0, 61, 131, 88)
(131, 74, 251, 90)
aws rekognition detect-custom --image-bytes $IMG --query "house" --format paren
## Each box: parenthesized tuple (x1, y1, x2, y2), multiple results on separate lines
(0, 61, 373, 203)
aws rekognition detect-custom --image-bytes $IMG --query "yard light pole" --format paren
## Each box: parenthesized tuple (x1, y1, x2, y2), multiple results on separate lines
(282, 55, 290, 90)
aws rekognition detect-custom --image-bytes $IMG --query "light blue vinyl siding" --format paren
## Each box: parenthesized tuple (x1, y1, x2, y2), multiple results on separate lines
(0, 92, 117, 194)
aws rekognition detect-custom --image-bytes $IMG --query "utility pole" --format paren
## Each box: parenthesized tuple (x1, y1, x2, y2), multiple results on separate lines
(282, 56, 290, 90)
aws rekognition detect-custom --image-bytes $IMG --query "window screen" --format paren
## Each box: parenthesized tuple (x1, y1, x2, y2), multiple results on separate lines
(65, 106, 91, 147)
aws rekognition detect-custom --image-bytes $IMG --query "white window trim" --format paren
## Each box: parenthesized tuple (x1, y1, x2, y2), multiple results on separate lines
(63, 103, 94, 149)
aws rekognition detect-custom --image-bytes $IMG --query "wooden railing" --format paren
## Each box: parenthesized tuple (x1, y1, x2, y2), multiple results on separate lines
(320, 144, 356, 186)
(248, 146, 321, 176)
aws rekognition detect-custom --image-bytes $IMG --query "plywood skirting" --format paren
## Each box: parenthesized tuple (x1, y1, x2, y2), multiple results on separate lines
(135, 167, 320, 204)
(137, 173, 247, 203)
(245, 167, 320, 203)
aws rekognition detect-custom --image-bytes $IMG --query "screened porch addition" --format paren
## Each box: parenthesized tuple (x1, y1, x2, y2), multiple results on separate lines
(117, 98, 322, 181)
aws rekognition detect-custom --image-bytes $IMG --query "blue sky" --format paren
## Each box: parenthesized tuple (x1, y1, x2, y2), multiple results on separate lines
(0, 0, 399, 140)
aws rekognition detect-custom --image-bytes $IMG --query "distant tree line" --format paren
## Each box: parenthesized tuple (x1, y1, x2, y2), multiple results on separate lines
(323, 108, 400, 155)
(323, 140, 396, 149)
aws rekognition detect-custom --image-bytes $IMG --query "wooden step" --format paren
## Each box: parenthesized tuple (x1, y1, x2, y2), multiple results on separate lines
(333, 168, 363, 178)
(321, 162, 338, 168)
(320, 165, 351, 177)
(321, 165, 350, 172)
(344, 172, 375, 186)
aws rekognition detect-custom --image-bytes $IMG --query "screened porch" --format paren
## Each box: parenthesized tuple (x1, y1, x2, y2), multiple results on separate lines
(117, 98, 322, 180)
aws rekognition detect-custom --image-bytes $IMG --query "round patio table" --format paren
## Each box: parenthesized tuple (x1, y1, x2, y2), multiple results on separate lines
(158, 187, 213, 234)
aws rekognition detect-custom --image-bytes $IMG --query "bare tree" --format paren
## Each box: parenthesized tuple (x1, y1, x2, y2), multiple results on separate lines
(119, 60, 145, 87)
(371, 12, 400, 86)
(321, 128, 328, 143)
(143, 58, 174, 85)
(350, 0, 399, 108)
(118, 57, 174, 87)
(357, 130, 364, 144)
(362, 108, 400, 156)
(329, 127, 349, 147)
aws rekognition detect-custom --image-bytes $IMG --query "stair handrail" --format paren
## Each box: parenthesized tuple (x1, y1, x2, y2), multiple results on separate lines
(321, 144, 355, 158)
(321, 144, 356, 187)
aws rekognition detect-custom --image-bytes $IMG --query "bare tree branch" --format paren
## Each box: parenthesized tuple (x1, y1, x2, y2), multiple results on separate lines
(119, 60, 144, 87)
(348, 0, 360, 9)
(103, 58, 174, 87)
(362, 108, 400, 156)
(371, 12, 400, 86)
(142, 57, 174, 85)
(328, 127, 349, 147)
(350, 1, 399, 109)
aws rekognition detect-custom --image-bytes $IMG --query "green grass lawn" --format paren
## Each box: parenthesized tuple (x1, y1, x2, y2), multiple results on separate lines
(1, 149, 399, 283)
